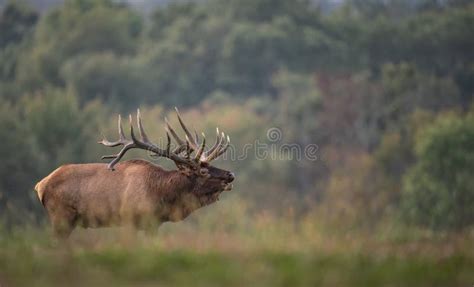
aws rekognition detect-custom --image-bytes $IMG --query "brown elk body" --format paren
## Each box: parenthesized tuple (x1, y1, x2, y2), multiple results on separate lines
(35, 109, 234, 238)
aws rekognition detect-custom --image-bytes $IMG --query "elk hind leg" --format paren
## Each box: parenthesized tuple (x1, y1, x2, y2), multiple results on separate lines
(48, 208, 77, 239)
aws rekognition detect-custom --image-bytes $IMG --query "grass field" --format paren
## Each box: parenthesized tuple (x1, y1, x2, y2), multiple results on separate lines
(1, 200, 473, 287)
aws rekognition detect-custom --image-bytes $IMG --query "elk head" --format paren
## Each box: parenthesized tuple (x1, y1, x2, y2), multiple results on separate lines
(98, 108, 235, 204)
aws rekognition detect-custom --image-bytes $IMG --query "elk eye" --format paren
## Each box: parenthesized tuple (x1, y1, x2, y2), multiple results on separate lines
(199, 168, 209, 176)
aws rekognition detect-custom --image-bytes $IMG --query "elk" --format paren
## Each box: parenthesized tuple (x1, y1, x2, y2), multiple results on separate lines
(35, 108, 235, 238)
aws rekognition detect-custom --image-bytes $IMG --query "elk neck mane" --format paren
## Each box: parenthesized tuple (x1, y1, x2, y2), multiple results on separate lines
(128, 159, 196, 201)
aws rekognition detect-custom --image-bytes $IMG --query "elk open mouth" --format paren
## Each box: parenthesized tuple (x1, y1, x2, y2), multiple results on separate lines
(198, 183, 232, 206)
(197, 181, 233, 206)
(223, 182, 233, 191)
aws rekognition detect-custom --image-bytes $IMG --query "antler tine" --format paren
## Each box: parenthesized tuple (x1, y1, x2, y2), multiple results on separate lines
(131, 113, 192, 165)
(165, 121, 186, 155)
(166, 130, 171, 155)
(98, 114, 137, 170)
(185, 134, 195, 156)
(194, 130, 200, 144)
(185, 140, 191, 159)
(203, 131, 225, 162)
(152, 129, 172, 158)
(101, 154, 119, 159)
(98, 137, 123, 147)
(210, 133, 230, 161)
(105, 114, 137, 169)
(129, 114, 137, 142)
(205, 127, 221, 157)
(194, 133, 206, 161)
(98, 114, 130, 147)
(165, 117, 185, 146)
(173, 144, 187, 155)
(184, 135, 200, 156)
(136, 109, 150, 143)
(175, 107, 198, 150)
(105, 143, 135, 170)
(118, 114, 126, 140)
(215, 135, 231, 158)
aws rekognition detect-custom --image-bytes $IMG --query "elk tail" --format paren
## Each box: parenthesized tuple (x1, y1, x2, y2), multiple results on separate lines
(35, 180, 44, 205)
(34, 178, 48, 205)
(34, 166, 66, 206)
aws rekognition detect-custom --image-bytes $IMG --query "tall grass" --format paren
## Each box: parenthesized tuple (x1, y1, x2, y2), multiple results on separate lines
(0, 197, 473, 286)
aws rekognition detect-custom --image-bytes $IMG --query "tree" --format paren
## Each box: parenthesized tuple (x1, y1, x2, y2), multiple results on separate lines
(0, 2, 38, 49)
(0, 99, 39, 213)
(402, 111, 474, 230)
(0, 2, 38, 98)
(22, 88, 105, 173)
(61, 52, 147, 110)
(272, 70, 323, 195)
(143, 11, 225, 107)
(17, 0, 142, 90)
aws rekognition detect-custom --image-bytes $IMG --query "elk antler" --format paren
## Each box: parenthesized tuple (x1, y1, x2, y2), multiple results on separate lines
(99, 108, 231, 170)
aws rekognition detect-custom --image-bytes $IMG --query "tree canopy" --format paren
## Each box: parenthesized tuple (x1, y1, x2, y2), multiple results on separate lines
(0, 0, 473, 230)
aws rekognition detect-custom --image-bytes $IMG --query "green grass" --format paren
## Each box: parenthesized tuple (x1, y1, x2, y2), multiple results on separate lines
(1, 200, 473, 286)
(1, 246, 472, 287)
(0, 225, 472, 287)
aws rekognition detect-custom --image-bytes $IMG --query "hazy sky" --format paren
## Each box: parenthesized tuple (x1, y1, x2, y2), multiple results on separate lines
(1, 0, 343, 14)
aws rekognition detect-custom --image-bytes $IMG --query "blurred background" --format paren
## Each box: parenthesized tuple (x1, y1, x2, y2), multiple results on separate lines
(0, 0, 473, 286)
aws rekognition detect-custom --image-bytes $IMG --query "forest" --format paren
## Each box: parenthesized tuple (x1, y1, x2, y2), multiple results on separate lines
(0, 0, 473, 286)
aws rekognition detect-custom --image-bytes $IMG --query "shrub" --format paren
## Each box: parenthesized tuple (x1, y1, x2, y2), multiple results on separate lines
(401, 111, 474, 230)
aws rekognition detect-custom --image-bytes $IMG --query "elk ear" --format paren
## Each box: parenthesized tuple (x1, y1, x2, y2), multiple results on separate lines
(199, 168, 209, 176)
(199, 167, 211, 179)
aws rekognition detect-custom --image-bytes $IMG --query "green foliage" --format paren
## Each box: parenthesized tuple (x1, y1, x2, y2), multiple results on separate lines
(0, 99, 39, 209)
(23, 88, 105, 171)
(61, 52, 147, 109)
(0, 89, 108, 218)
(0, 2, 38, 98)
(4, 0, 472, 109)
(402, 112, 474, 229)
(140, 14, 223, 107)
(210, 0, 316, 23)
(219, 20, 288, 94)
(0, 218, 473, 287)
(0, 0, 473, 230)
(379, 63, 460, 131)
(16, 0, 142, 89)
(149, 2, 203, 39)
(0, 2, 38, 48)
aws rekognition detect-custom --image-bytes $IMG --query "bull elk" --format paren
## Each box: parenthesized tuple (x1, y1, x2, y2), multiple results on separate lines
(35, 108, 235, 238)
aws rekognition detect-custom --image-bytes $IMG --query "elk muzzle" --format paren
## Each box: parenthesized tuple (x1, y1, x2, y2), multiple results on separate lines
(222, 172, 235, 191)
